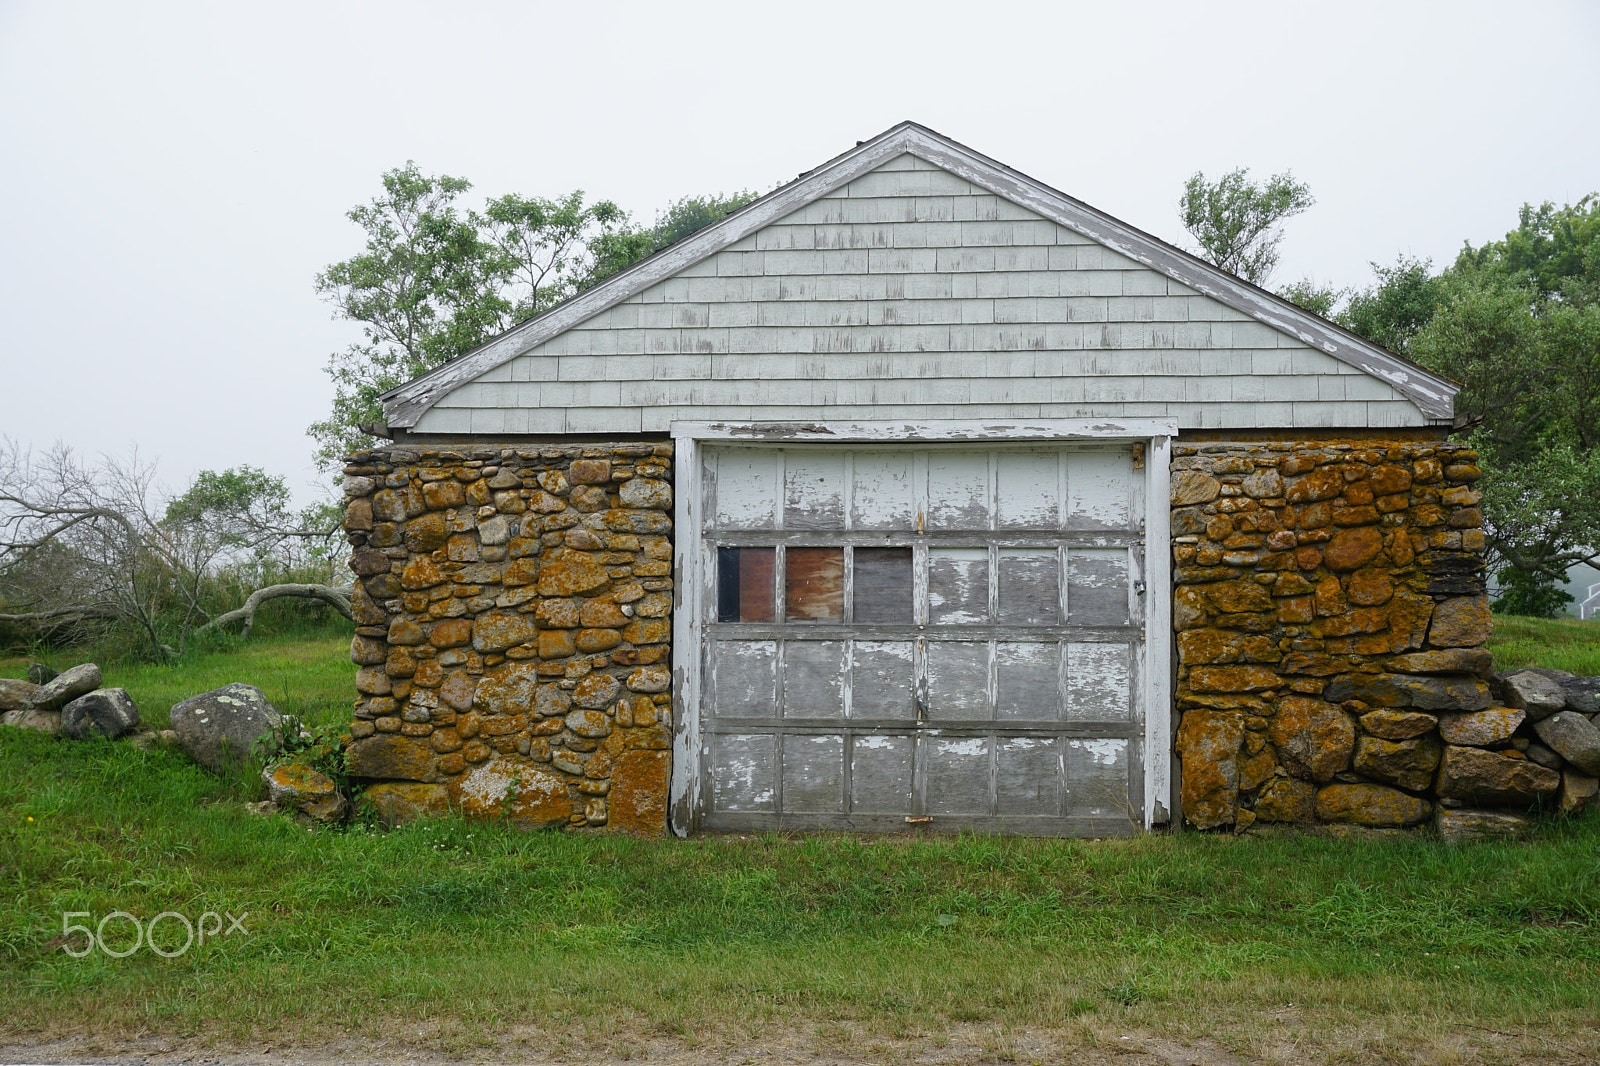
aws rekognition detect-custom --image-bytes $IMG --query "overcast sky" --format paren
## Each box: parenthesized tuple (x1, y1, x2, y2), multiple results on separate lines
(2, 0, 1596, 508)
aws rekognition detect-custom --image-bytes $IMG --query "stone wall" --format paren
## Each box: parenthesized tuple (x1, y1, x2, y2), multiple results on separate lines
(1169, 439, 1533, 832)
(340, 443, 675, 833)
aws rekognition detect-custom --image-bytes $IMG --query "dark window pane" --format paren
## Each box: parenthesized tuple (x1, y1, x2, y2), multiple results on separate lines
(785, 547, 844, 622)
(717, 547, 775, 622)
(852, 547, 913, 623)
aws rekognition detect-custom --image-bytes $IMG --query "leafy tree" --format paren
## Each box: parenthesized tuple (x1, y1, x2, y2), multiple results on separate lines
(309, 165, 630, 468)
(1340, 255, 1447, 358)
(1276, 277, 1345, 319)
(588, 191, 758, 284)
(1490, 566, 1574, 619)
(1404, 223, 1600, 586)
(1456, 194, 1600, 300)
(1178, 167, 1315, 284)
(311, 170, 752, 471)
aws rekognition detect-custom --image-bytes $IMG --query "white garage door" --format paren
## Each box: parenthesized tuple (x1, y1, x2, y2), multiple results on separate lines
(694, 442, 1150, 836)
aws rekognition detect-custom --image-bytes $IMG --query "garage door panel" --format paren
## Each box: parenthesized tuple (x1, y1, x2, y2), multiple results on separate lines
(785, 452, 846, 529)
(995, 449, 1060, 529)
(714, 450, 781, 529)
(1065, 449, 1133, 530)
(783, 640, 846, 718)
(850, 640, 915, 718)
(929, 547, 989, 624)
(926, 452, 990, 530)
(782, 734, 845, 812)
(926, 736, 993, 815)
(995, 642, 1060, 720)
(711, 640, 778, 717)
(712, 734, 777, 812)
(850, 735, 915, 813)
(996, 737, 1063, 816)
(849, 450, 916, 530)
(925, 641, 991, 719)
(1063, 739, 1131, 818)
(1064, 643, 1132, 720)
(998, 548, 1059, 625)
(1067, 549, 1129, 626)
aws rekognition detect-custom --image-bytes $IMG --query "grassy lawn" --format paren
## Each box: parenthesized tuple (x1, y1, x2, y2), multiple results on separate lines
(1, 623, 1597, 1063)
(1486, 613, 1600, 675)
(0, 631, 354, 732)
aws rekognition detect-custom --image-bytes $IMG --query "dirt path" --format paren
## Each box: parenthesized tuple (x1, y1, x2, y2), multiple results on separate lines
(1, 1025, 1263, 1066)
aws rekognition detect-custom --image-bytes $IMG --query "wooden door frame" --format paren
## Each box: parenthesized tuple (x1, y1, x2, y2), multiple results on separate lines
(668, 419, 1177, 836)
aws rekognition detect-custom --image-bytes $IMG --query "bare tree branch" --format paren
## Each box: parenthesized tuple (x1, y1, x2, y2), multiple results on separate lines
(195, 583, 354, 639)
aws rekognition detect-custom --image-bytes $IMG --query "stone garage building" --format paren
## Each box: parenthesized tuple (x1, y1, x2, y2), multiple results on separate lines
(342, 122, 1506, 836)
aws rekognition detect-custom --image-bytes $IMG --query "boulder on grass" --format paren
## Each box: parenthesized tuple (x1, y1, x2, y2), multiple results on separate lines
(1, 708, 61, 734)
(36, 664, 103, 710)
(60, 688, 140, 740)
(169, 683, 283, 773)
(0, 677, 46, 712)
(263, 762, 348, 824)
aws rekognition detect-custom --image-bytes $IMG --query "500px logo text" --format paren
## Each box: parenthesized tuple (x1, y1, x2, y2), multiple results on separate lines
(59, 910, 249, 957)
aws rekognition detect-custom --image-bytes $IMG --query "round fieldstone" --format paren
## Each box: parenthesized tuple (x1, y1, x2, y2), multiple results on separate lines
(59, 688, 140, 740)
(627, 667, 671, 693)
(1436, 745, 1560, 805)
(170, 683, 284, 773)
(1428, 596, 1492, 648)
(1434, 808, 1532, 843)
(1531, 712, 1600, 775)
(1315, 784, 1432, 827)
(1438, 707, 1524, 747)
(263, 762, 348, 824)
(619, 477, 672, 509)
(572, 673, 622, 709)
(1170, 471, 1220, 506)
(565, 707, 613, 738)
(36, 664, 103, 710)
(1322, 527, 1384, 571)
(1269, 696, 1355, 783)
(1503, 671, 1566, 720)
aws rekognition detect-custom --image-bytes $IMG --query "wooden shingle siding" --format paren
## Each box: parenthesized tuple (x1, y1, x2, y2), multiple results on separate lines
(411, 154, 1430, 436)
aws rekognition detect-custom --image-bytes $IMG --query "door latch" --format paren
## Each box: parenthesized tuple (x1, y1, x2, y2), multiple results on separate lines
(1133, 580, 1147, 595)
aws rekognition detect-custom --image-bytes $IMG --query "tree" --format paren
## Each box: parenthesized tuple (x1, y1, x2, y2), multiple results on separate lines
(1178, 167, 1315, 284)
(311, 170, 754, 472)
(1401, 206, 1600, 592)
(309, 165, 632, 469)
(1276, 277, 1344, 319)
(1340, 255, 1446, 358)
(587, 191, 758, 284)
(1, 442, 350, 658)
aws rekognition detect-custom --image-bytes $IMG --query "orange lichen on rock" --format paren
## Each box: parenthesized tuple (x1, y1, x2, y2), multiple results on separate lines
(342, 442, 674, 834)
(1171, 440, 1488, 831)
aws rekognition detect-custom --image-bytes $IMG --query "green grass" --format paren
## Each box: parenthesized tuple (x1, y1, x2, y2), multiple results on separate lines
(0, 632, 353, 732)
(2, 725, 1599, 1063)
(2, 629, 1599, 1062)
(1488, 612, 1600, 675)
